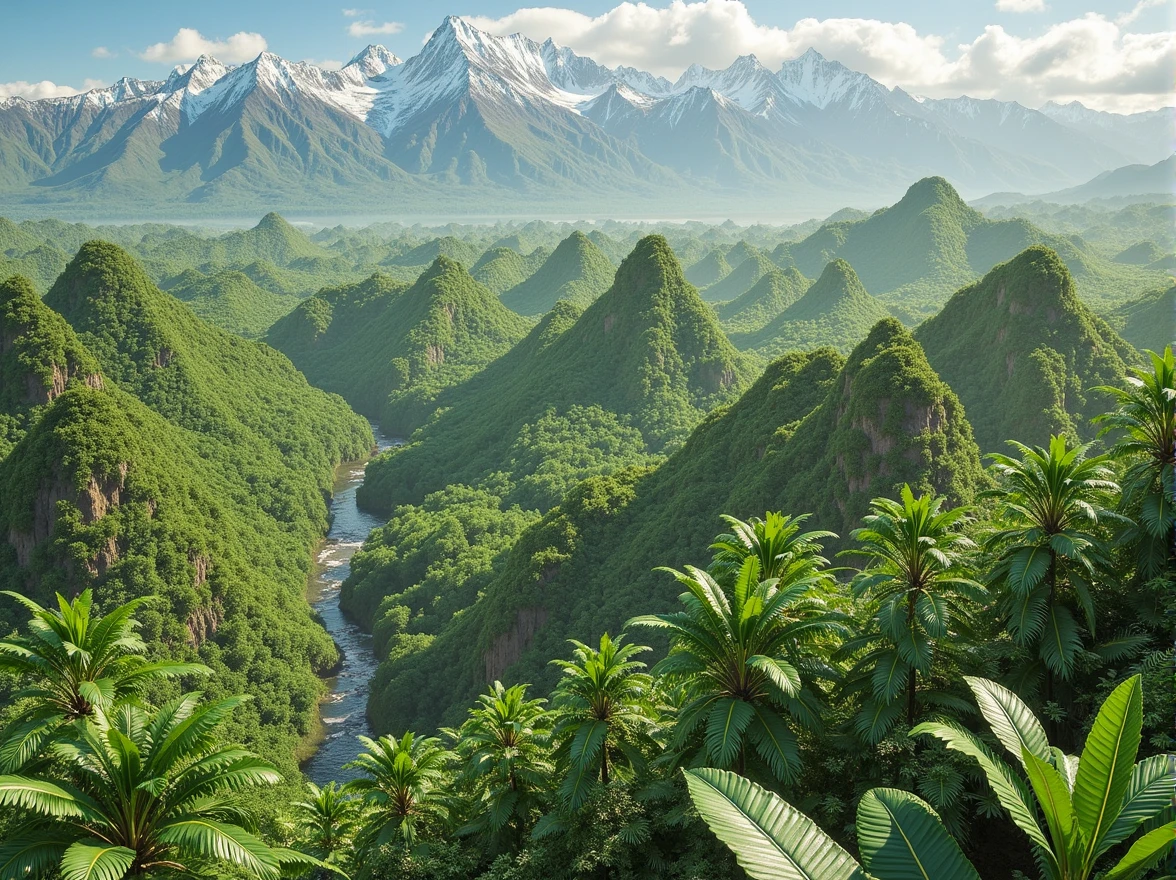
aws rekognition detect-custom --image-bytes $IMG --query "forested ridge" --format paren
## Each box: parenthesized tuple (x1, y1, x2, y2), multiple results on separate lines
(0, 176, 1172, 880)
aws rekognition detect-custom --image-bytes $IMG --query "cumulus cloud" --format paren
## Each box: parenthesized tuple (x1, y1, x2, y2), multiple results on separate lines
(304, 58, 345, 71)
(0, 78, 105, 100)
(91, 46, 117, 59)
(466, 0, 1175, 112)
(342, 8, 365, 16)
(996, 0, 1047, 12)
(139, 28, 268, 64)
(348, 20, 404, 37)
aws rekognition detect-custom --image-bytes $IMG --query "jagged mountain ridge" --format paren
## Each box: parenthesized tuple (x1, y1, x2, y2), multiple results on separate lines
(0, 16, 1168, 211)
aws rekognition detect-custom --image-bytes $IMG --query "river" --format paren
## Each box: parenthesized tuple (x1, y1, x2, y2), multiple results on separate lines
(302, 428, 397, 784)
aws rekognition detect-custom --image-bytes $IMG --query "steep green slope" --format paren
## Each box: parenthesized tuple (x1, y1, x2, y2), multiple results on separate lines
(684, 248, 731, 288)
(167, 269, 301, 339)
(1113, 240, 1166, 265)
(358, 235, 756, 515)
(143, 212, 329, 269)
(723, 240, 760, 268)
(44, 242, 372, 487)
(499, 231, 615, 315)
(698, 249, 774, 303)
(716, 267, 810, 334)
(784, 177, 1164, 316)
(0, 266, 372, 770)
(1110, 282, 1175, 354)
(734, 259, 891, 356)
(470, 246, 540, 295)
(915, 246, 1138, 450)
(0, 274, 102, 457)
(268, 259, 532, 435)
(367, 318, 984, 732)
(386, 235, 484, 270)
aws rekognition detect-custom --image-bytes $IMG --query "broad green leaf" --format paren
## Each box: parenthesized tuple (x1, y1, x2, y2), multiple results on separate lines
(1100, 821, 1176, 880)
(705, 698, 754, 768)
(1073, 675, 1142, 861)
(0, 837, 67, 880)
(0, 776, 100, 819)
(1039, 605, 1082, 679)
(854, 698, 904, 745)
(1097, 754, 1173, 856)
(684, 768, 866, 880)
(560, 721, 607, 811)
(856, 788, 980, 880)
(964, 677, 1050, 771)
(60, 842, 135, 880)
(1008, 545, 1050, 595)
(747, 655, 801, 698)
(157, 817, 280, 879)
(747, 706, 798, 784)
(1022, 749, 1078, 873)
(871, 650, 908, 704)
(910, 722, 1053, 856)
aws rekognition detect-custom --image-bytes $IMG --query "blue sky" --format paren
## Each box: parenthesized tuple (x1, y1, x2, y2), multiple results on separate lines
(1, 1, 1172, 111)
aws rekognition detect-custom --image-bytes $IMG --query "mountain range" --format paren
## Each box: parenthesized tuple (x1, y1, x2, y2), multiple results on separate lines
(0, 16, 1170, 215)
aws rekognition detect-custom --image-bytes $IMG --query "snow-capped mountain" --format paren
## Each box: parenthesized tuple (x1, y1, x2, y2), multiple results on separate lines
(0, 15, 1169, 212)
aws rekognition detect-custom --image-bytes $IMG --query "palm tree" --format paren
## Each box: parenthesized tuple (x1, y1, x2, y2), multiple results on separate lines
(548, 633, 659, 811)
(1094, 346, 1176, 577)
(0, 694, 320, 879)
(345, 731, 450, 851)
(984, 436, 1119, 699)
(447, 681, 552, 850)
(709, 512, 837, 586)
(629, 546, 843, 783)
(839, 485, 982, 736)
(686, 676, 1172, 880)
(289, 782, 360, 877)
(914, 674, 1173, 880)
(0, 590, 208, 771)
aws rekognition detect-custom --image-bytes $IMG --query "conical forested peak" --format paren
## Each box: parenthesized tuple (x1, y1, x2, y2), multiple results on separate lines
(778, 315, 984, 525)
(45, 243, 174, 369)
(717, 266, 810, 332)
(684, 247, 731, 287)
(896, 176, 969, 214)
(0, 274, 101, 415)
(389, 236, 483, 268)
(255, 211, 293, 232)
(0, 217, 39, 254)
(611, 234, 682, 293)
(779, 258, 876, 323)
(499, 229, 614, 315)
(817, 257, 863, 290)
(724, 240, 759, 267)
(416, 253, 469, 286)
(915, 245, 1138, 450)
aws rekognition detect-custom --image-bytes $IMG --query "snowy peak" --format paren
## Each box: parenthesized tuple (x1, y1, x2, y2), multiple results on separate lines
(345, 45, 402, 78)
(669, 54, 792, 118)
(582, 82, 656, 128)
(540, 38, 615, 94)
(776, 47, 886, 110)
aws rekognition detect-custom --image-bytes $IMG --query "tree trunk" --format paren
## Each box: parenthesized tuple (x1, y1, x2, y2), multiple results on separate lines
(906, 591, 918, 726)
(1044, 552, 1057, 741)
(601, 741, 610, 786)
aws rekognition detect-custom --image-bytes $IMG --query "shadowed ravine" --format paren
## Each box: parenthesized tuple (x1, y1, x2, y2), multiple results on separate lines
(303, 427, 397, 784)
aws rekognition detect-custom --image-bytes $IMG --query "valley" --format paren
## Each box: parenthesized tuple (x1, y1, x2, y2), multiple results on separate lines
(0, 173, 1171, 880)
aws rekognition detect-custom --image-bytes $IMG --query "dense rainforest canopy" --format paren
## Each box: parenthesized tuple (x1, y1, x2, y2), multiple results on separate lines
(0, 176, 1171, 880)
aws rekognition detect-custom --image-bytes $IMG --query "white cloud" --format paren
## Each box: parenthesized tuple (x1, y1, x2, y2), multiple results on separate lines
(304, 58, 345, 71)
(348, 20, 404, 37)
(139, 28, 268, 64)
(91, 46, 117, 59)
(466, 0, 1175, 112)
(995, 0, 1047, 12)
(0, 78, 105, 100)
(342, 8, 365, 16)
(1117, 0, 1166, 25)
